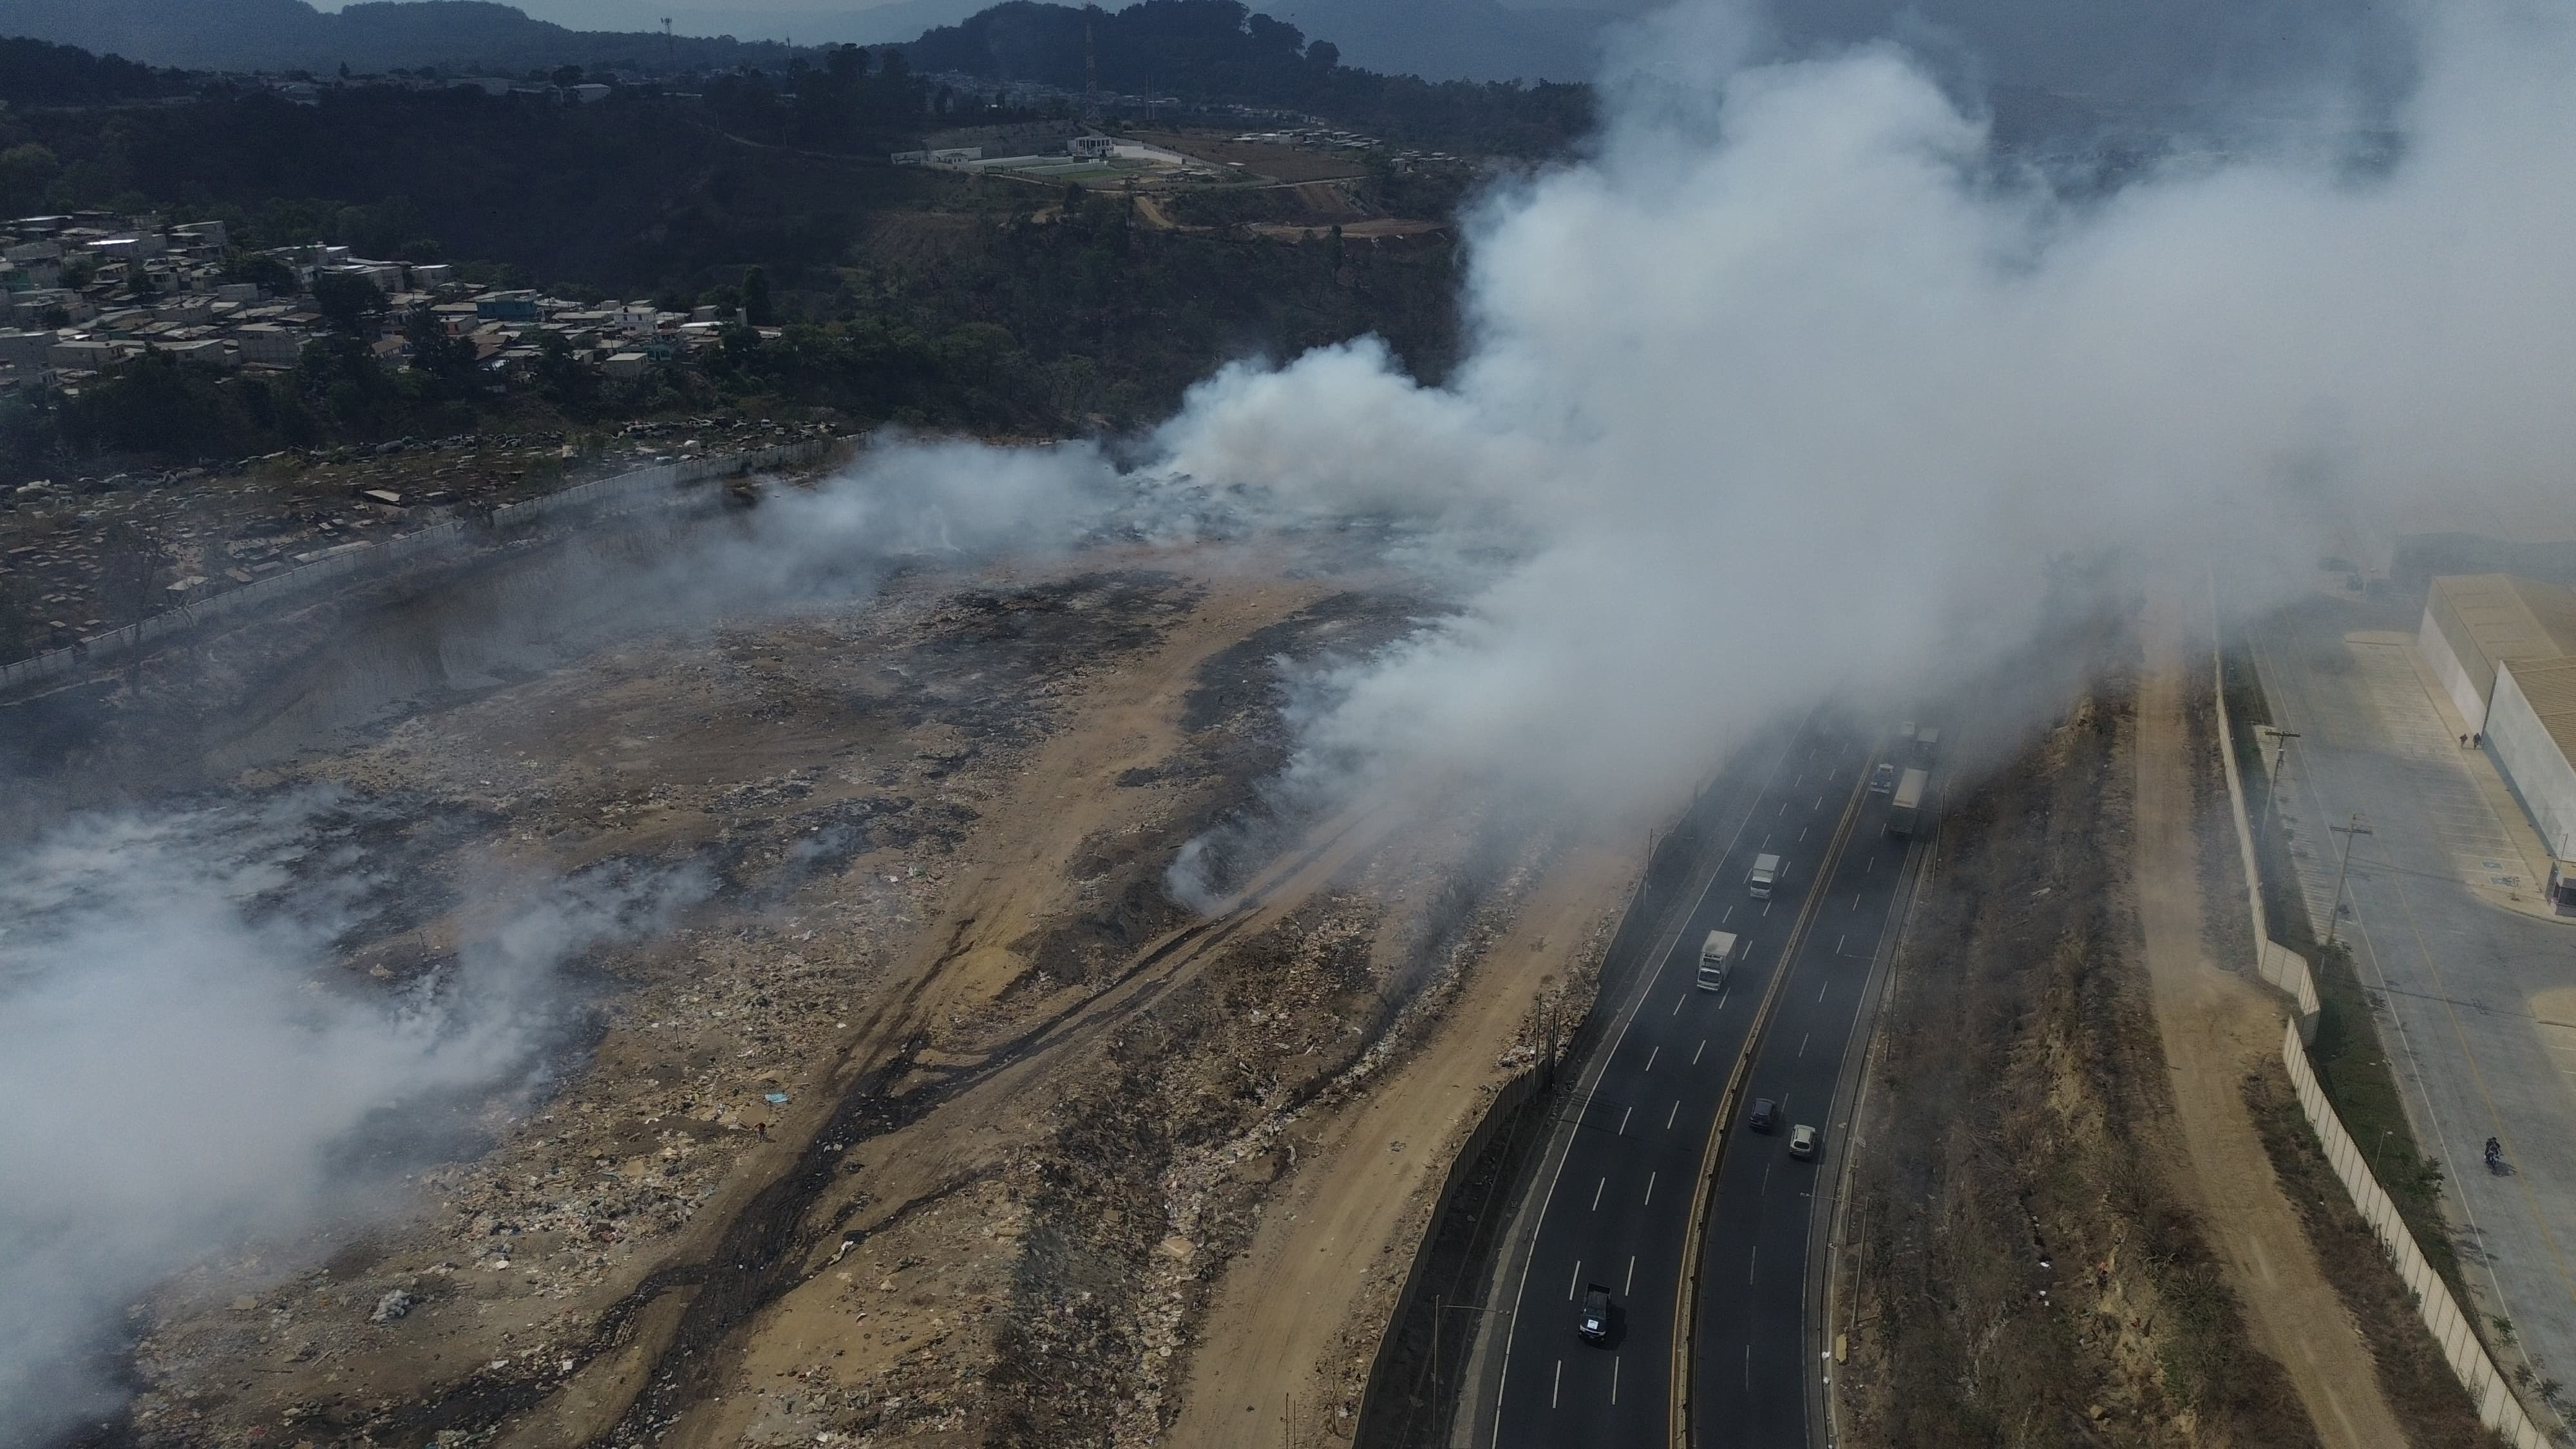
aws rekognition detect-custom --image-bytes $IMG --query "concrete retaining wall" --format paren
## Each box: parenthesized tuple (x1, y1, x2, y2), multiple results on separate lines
(2211, 641, 2321, 1039)
(2215, 629, 2551, 1446)
(0, 439, 836, 696)
(2280, 1019, 2551, 1447)
(2490, 660, 2576, 861)
(1354, 1061, 1552, 1444)
(2421, 600, 2494, 735)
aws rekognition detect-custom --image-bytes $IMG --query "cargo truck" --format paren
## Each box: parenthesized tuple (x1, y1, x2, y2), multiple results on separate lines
(1697, 929, 1738, 990)
(1888, 768, 1929, 837)
(1748, 852, 1781, 898)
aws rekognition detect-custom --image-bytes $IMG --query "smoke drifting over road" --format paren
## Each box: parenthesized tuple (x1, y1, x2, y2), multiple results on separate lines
(8, 0, 2572, 1435)
(0, 793, 709, 1443)
(1155, 0, 2576, 839)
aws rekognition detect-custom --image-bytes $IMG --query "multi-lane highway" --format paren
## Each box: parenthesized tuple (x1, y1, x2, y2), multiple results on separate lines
(1690, 742, 1918, 1447)
(1486, 716, 1918, 1448)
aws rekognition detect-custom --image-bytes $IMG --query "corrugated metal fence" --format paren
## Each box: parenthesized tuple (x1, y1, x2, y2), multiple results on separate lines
(0, 439, 837, 696)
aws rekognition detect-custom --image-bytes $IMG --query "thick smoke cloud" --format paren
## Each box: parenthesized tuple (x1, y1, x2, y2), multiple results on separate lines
(0, 793, 708, 1443)
(10, 0, 2572, 1433)
(1155, 0, 2576, 835)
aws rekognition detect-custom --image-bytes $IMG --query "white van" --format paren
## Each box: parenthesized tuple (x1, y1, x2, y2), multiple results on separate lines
(1697, 929, 1738, 990)
(1748, 853, 1781, 898)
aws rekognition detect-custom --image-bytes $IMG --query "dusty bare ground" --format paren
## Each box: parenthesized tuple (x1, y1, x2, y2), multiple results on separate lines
(97, 529, 1642, 1449)
(1164, 839, 1635, 1446)
(1837, 645, 2323, 1447)
(2134, 608, 2409, 1449)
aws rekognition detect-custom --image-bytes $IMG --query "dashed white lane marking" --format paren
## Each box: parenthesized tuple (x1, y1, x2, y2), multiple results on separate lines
(1748, 1245, 1759, 1283)
(1798, 1031, 1810, 1057)
(1671, 994, 1686, 1016)
(1625, 1255, 1637, 1294)
(1618, 1104, 1633, 1135)
(1611, 1355, 1622, 1405)
(1666, 1100, 1679, 1130)
(1693, 1039, 1707, 1065)
(1643, 1045, 1660, 1072)
(1568, 1260, 1582, 1298)
(1553, 1359, 1563, 1408)
(1591, 1177, 1606, 1211)
(1643, 1171, 1658, 1206)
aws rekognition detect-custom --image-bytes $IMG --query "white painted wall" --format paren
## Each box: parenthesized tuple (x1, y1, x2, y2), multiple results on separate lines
(2420, 604, 2491, 733)
(2489, 661, 2576, 860)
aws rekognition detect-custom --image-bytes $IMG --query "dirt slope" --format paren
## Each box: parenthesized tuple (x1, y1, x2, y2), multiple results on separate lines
(2134, 609, 2409, 1449)
(109, 529, 1649, 1449)
(1165, 838, 1636, 1444)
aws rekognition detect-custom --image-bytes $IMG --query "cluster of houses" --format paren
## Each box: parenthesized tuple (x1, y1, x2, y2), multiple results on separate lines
(0, 211, 773, 396)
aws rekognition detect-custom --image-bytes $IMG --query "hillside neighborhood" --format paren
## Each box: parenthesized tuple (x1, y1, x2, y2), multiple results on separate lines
(0, 207, 772, 399)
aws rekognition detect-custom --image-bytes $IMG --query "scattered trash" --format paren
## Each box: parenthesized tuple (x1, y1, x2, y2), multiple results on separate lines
(764, 1092, 789, 1104)
(370, 1290, 417, 1323)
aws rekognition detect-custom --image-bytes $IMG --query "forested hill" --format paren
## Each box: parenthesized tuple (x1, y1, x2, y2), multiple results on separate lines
(909, 0, 1593, 155)
(0, 0, 802, 74)
(0, 35, 189, 104)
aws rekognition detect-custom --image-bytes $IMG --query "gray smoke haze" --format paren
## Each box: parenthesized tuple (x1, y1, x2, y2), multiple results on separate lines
(9, 0, 2572, 1432)
(1146, 0, 2576, 850)
(0, 791, 709, 1443)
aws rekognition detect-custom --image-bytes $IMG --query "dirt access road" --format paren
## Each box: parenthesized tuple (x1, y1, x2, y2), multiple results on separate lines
(2134, 606, 2408, 1449)
(1166, 840, 1636, 1444)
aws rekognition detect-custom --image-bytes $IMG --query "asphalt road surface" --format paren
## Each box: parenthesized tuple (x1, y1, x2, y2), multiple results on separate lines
(1490, 719, 1893, 1448)
(1690, 748, 1918, 1448)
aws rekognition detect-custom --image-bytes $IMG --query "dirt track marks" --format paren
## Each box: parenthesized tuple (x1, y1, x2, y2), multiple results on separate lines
(2136, 610, 2408, 1449)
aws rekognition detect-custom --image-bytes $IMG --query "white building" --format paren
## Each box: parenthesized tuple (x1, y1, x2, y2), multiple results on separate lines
(47, 337, 128, 370)
(233, 323, 309, 366)
(0, 329, 55, 367)
(1068, 134, 1116, 159)
(2420, 574, 2576, 867)
(157, 338, 237, 369)
(602, 351, 650, 379)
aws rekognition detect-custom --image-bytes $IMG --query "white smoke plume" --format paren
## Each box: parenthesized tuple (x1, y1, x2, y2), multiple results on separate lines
(1148, 0, 2576, 835)
(0, 791, 709, 1443)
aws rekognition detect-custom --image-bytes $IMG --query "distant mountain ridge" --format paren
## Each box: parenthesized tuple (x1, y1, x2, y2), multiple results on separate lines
(0, 0, 804, 73)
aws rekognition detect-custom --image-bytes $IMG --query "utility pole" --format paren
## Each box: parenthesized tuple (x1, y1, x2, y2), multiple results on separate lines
(2327, 813, 2374, 947)
(2256, 727, 2301, 841)
(661, 17, 674, 75)
(1085, 13, 1100, 121)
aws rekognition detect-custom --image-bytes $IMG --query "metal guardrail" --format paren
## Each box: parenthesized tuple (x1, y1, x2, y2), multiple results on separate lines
(0, 439, 836, 695)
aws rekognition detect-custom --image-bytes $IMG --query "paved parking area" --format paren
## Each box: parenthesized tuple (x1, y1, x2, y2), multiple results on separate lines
(2252, 589, 2576, 1400)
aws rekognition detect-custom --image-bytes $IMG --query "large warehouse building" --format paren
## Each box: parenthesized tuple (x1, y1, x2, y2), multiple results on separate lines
(2420, 574, 2576, 881)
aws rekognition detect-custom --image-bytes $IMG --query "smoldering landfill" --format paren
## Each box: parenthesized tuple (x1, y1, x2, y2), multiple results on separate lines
(10, 0, 2576, 1440)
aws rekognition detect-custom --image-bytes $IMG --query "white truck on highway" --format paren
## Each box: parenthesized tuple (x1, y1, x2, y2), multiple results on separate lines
(1697, 929, 1738, 990)
(1747, 853, 1781, 898)
(1888, 768, 1929, 837)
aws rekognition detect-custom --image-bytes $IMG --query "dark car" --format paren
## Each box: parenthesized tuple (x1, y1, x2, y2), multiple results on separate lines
(1869, 762, 1897, 794)
(1578, 1283, 1613, 1344)
(1747, 1097, 1779, 1133)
